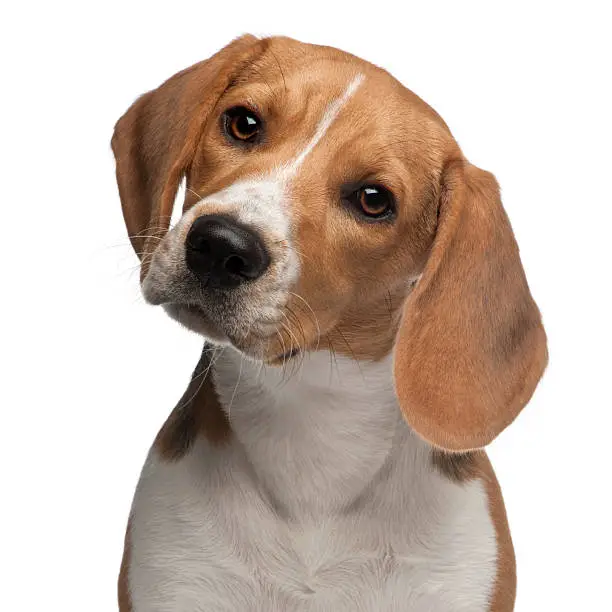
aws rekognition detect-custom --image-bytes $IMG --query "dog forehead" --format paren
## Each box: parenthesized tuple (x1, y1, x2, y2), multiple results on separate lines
(229, 46, 450, 172)
(254, 38, 442, 112)
(238, 36, 368, 86)
(230, 40, 397, 121)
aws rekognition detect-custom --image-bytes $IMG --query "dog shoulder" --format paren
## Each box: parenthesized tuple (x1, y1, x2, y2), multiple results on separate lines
(432, 449, 516, 612)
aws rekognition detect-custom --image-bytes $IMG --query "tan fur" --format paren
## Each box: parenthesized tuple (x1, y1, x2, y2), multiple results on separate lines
(431, 451, 516, 611)
(479, 455, 517, 611)
(394, 161, 548, 451)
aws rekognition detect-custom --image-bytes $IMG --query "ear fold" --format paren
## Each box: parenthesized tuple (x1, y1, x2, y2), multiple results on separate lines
(394, 160, 548, 451)
(111, 35, 261, 273)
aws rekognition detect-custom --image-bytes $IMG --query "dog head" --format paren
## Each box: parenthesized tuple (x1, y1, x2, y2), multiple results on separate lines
(112, 35, 547, 452)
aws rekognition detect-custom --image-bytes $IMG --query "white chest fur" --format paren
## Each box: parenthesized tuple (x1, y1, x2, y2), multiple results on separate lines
(128, 351, 497, 611)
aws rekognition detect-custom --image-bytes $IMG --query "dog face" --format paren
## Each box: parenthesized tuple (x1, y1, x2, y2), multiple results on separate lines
(137, 41, 445, 362)
(113, 36, 547, 451)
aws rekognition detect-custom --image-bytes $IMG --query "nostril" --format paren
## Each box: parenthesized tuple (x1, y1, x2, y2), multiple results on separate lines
(223, 254, 248, 277)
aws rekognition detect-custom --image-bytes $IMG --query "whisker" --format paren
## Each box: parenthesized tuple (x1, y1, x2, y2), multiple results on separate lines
(173, 345, 220, 412)
(336, 327, 365, 383)
(227, 351, 244, 419)
(127, 235, 165, 241)
(274, 328, 289, 386)
(283, 305, 308, 377)
(186, 186, 202, 201)
(289, 291, 321, 350)
(278, 319, 300, 385)
(326, 336, 340, 386)
(291, 246, 313, 263)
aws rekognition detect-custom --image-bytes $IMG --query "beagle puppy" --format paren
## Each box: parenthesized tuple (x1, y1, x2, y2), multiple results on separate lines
(112, 35, 547, 611)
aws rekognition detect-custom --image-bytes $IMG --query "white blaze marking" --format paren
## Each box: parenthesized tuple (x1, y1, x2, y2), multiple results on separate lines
(193, 72, 365, 220)
(286, 73, 364, 174)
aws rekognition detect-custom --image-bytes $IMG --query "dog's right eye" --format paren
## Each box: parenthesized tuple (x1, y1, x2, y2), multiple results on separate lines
(223, 107, 262, 143)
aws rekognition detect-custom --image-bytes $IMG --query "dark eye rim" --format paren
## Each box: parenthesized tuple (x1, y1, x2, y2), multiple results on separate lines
(221, 106, 264, 145)
(341, 183, 397, 222)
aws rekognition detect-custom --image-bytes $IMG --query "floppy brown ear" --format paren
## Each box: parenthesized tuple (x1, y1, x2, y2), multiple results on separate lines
(111, 35, 261, 273)
(394, 160, 548, 451)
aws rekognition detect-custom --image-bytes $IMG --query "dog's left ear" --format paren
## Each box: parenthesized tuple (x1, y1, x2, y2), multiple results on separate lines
(394, 160, 548, 452)
(111, 35, 262, 276)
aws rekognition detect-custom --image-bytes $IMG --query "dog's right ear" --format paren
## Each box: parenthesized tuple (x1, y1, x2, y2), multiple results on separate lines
(111, 35, 262, 276)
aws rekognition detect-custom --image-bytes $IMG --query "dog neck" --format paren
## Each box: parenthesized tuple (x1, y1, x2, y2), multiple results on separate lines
(212, 347, 419, 518)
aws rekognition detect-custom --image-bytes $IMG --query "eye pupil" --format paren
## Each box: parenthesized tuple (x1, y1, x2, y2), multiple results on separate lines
(357, 185, 393, 218)
(239, 115, 256, 130)
(226, 107, 261, 142)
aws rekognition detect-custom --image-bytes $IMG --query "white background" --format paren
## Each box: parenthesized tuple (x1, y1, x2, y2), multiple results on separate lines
(1, 1, 610, 610)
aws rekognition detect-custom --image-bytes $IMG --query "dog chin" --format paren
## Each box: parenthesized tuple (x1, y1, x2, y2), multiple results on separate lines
(162, 303, 229, 342)
(162, 303, 301, 367)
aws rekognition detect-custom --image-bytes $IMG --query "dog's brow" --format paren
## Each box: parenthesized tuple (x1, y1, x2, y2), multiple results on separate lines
(286, 73, 364, 174)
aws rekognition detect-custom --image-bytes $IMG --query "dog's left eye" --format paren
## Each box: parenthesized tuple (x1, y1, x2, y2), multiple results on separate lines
(346, 185, 395, 220)
(223, 107, 262, 143)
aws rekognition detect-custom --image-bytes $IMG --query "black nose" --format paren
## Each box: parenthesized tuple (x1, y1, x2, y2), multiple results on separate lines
(185, 215, 270, 288)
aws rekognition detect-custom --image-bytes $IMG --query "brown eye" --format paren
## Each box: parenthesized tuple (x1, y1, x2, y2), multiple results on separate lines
(355, 185, 394, 219)
(224, 107, 262, 143)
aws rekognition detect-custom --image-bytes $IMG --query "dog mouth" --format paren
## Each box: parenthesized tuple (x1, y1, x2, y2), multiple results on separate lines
(164, 301, 303, 365)
(163, 302, 228, 342)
